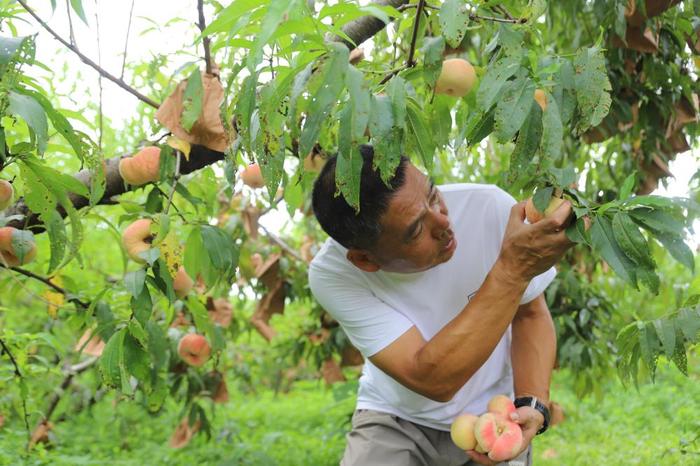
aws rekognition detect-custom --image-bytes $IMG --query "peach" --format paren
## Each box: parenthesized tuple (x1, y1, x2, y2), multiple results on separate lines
(474, 412, 523, 462)
(240, 163, 264, 188)
(121, 218, 154, 264)
(525, 196, 566, 224)
(173, 266, 194, 299)
(177, 333, 211, 367)
(534, 89, 547, 111)
(450, 413, 478, 450)
(0, 180, 13, 210)
(0, 227, 37, 267)
(487, 394, 516, 418)
(435, 58, 477, 97)
(118, 146, 161, 186)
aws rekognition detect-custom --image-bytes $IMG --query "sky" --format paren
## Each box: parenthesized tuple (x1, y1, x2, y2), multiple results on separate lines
(12, 1, 700, 241)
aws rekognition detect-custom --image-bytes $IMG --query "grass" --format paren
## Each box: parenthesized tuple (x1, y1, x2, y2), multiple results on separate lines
(1, 360, 699, 465)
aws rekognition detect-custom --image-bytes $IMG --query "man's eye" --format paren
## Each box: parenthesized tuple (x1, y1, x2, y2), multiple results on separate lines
(411, 226, 422, 240)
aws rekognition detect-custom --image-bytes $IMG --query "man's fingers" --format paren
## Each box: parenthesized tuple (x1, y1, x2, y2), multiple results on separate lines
(510, 201, 527, 223)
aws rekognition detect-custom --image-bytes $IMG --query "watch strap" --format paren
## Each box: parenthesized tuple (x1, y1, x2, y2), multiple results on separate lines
(513, 396, 550, 435)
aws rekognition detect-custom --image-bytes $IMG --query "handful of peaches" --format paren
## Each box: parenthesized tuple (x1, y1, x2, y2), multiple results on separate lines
(450, 395, 523, 462)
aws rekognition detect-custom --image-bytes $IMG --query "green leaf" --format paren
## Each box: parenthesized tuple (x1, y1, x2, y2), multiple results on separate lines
(406, 99, 435, 172)
(184, 227, 206, 280)
(629, 208, 685, 235)
(476, 54, 521, 111)
(507, 103, 543, 186)
(23, 158, 89, 198)
(336, 105, 362, 211)
(69, 0, 88, 24)
(100, 328, 126, 388)
(590, 215, 637, 287)
(44, 210, 66, 274)
(181, 70, 203, 132)
(201, 225, 237, 273)
(247, 0, 296, 71)
(8, 91, 48, 154)
(540, 92, 563, 161)
(638, 322, 659, 381)
(421, 36, 445, 87)
(573, 46, 612, 132)
(653, 319, 676, 359)
(496, 24, 524, 56)
(611, 212, 654, 268)
(122, 333, 151, 385)
(495, 75, 536, 143)
(619, 173, 636, 200)
(0, 36, 30, 65)
(677, 307, 700, 342)
(124, 269, 147, 298)
(131, 286, 152, 327)
(345, 66, 371, 140)
(186, 296, 215, 342)
(653, 232, 694, 272)
(465, 108, 495, 147)
(439, 0, 470, 48)
(299, 43, 349, 157)
(533, 186, 554, 213)
(145, 321, 169, 370)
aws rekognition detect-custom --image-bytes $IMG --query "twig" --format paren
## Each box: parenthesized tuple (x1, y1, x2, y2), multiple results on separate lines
(65, 0, 76, 47)
(0, 337, 30, 435)
(406, 0, 426, 67)
(94, 2, 103, 153)
(380, 0, 425, 85)
(164, 151, 182, 215)
(120, 0, 136, 80)
(0, 338, 22, 377)
(17, 0, 159, 109)
(469, 13, 525, 24)
(494, 5, 515, 21)
(258, 224, 304, 263)
(1, 264, 90, 308)
(197, 0, 212, 75)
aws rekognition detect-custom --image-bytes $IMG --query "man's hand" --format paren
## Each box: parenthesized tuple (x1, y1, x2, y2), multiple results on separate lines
(465, 406, 543, 465)
(494, 200, 575, 285)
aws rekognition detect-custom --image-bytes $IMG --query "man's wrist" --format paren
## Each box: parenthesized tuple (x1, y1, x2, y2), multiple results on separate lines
(490, 259, 529, 290)
(514, 396, 550, 435)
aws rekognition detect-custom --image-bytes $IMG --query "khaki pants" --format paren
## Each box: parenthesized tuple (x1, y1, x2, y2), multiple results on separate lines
(340, 409, 532, 466)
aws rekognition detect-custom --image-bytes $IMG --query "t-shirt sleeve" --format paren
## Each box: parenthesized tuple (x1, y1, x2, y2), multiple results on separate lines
(309, 263, 414, 358)
(488, 186, 557, 305)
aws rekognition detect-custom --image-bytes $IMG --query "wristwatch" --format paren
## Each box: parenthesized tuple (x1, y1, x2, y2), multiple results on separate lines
(513, 396, 550, 435)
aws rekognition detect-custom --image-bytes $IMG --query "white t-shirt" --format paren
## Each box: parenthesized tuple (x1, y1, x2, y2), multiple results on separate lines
(308, 183, 556, 431)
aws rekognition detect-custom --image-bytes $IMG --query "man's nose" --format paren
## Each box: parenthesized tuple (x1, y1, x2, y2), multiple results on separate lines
(429, 210, 451, 239)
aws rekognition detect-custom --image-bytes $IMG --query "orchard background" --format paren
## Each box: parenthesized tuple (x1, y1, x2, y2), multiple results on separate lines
(0, 0, 699, 464)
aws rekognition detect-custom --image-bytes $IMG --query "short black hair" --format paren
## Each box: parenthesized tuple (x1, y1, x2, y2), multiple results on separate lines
(312, 145, 409, 251)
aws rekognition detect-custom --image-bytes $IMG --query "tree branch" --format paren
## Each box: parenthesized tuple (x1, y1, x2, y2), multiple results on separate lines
(406, 0, 426, 68)
(330, 0, 410, 49)
(1, 264, 90, 308)
(197, 0, 213, 75)
(0, 338, 22, 377)
(17, 0, 160, 109)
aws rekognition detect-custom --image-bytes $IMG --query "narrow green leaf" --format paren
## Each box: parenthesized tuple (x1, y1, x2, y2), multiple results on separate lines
(612, 212, 654, 268)
(540, 92, 563, 161)
(653, 319, 677, 359)
(100, 328, 126, 388)
(124, 269, 147, 298)
(533, 186, 554, 213)
(181, 70, 203, 132)
(619, 173, 636, 200)
(122, 333, 151, 384)
(573, 46, 612, 132)
(465, 107, 495, 147)
(507, 103, 543, 186)
(590, 215, 637, 287)
(495, 75, 536, 142)
(653, 232, 694, 272)
(476, 54, 521, 111)
(406, 99, 435, 172)
(299, 43, 349, 157)
(8, 91, 48, 154)
(629, 208, 685, 235)
(336, 105, 362, 211)
(69, 0, 88, 24)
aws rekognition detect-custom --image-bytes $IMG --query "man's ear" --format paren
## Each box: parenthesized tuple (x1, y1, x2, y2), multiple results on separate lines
(346, 249, 381, 272)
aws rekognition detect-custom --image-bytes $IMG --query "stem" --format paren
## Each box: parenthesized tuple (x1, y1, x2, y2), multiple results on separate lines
(1, 264, 90, 308)
(197, 0, 213, 75)
(406, 0, 425, 68)
(164, 151, 182, 215)
(469, 13, 526, 24)
(258, 224, 304, 263)
(120, 0, 136, 80)
(17, 0, 160, 109)
(0, 338, 22, 377)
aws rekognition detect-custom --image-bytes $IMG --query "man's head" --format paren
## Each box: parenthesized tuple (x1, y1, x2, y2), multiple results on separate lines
(312, 145, 456, 273)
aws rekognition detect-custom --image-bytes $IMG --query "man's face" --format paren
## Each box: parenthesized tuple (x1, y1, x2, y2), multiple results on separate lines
(371, 164, 457, 273)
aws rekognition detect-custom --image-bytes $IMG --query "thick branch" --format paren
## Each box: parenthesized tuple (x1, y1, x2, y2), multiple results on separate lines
(17, 0, 160, 109)
(331, 0, 410, 49)
(6, 145, 224, 233)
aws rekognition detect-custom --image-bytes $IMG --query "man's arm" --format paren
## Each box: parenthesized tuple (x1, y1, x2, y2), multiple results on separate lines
(369, 201, 572, 402)
(511, 293, 556, 403)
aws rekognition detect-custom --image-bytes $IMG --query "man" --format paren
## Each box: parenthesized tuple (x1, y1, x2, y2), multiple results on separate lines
(309, 145, 573, 466)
